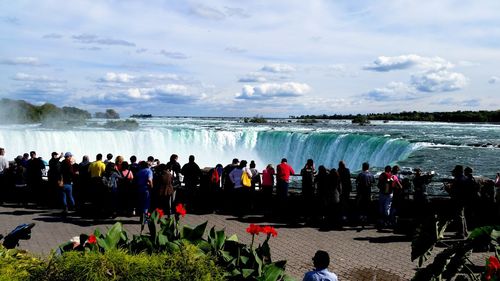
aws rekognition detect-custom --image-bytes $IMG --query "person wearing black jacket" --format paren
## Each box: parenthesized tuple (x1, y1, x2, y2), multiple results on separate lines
(60, 152, 76, 214)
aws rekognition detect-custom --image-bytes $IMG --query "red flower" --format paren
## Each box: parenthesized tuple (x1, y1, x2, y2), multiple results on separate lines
(155, 208, 164, 219)
(262, 226, 278, 237)
(87, 234, 97, 245)
(175, 204, 186, 217)
(485, 256, 500, 280)
(246, 224, 262, 235)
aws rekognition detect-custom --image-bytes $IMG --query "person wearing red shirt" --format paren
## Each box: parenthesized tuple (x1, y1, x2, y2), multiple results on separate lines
(276, 158, 295, 199)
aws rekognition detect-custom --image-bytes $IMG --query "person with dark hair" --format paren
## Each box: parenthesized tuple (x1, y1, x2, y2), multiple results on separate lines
(181, 155, 201, 207)
(303, 250, 338, 281)
(413, 168, 433, 223)
(88, 153, 106, 213)
(229, 160, 252, 216)
(337, 160, 352, 223)
(78, 155, 91, 207)
(445, 165, 469, 238)
(104, 153, 113, 164)
(276, 158, 295, 199)
(301, 159, 316, 220)
(166, 154, 181, 189)
(136, 161, 153, 221)
(60, 152, 76, 215)
(356, 162, 375, 225)
(26, 151, 45, 205)
(129, 155, 139, 176)
(104, 162, 122, 217)
(377, 165, 394, 228)
(315, 166, 331, 224)
(118, 161, 134, 215)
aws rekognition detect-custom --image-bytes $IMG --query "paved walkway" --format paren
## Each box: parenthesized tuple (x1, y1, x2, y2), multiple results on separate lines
(0, 205, 490, 280)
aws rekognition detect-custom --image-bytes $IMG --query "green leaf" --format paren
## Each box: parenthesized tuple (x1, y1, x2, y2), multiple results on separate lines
(192, 221, 208, 240)
(227, 234, 238, 242)
(104, 222, 125, 250)
(258, 264, 285, 281)
(242, 268, 255, 278)
(157, 234, 168, 246)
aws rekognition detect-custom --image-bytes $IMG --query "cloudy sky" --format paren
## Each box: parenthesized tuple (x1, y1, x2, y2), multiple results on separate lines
(1, 1, 499, 117)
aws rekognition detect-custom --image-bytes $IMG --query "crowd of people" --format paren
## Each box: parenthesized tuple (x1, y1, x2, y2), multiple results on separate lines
(0, 147, 499, 236)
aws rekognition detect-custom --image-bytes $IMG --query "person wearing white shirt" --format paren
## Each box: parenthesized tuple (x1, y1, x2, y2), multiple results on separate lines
(303, 250, 338, 281)
(0, 147, 9, 205)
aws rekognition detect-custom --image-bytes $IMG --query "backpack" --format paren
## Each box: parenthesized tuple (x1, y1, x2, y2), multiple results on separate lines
(241, 170, 252, 188)
(210, 168, 219, 184)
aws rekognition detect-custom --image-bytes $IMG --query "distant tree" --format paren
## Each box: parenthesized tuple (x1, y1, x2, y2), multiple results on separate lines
(95, 109, 120, 119)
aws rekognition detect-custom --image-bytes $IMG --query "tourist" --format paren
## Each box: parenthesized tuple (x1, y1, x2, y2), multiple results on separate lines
(338, 160, 352, 223)
(315, 166, 331, 224)
(207, 164, 223, 212)
(389, 165, 403, 226)
(222, 158, 239, 194)
(303, 250, 338, 281)
(249, 160, 260, 190)
(0, 148, 9, 205)
(115, 155, 124, 171)
(377, 165, 393, 228)
(181, 155, 202, 204)
(104, 162, 122, 217)
(412, 168, 433, 222)
(276, 158, 295, 199)
(118, 161, 134, 215)
(88, 153, 106, 212)
(464, 166, 481, 229)
(136, 161, 153, 220)
(166, 154, 181, 188)
(48, 152, 62, 188)
(445, 165, 468, 238)
(155, 164, 175, 216)
(21, 153, 29, 168)
(129, 155, 139, 176)
(301, 159, 315, 220)
(78, 155, 91, 207)
(60, 152, 76, 215)
(229, 160, 252, 216)
(26, 151, 45, 205)
(261, 164, 275, 214)
(356, 162, 375, 225)
(104, 153, 113, 165)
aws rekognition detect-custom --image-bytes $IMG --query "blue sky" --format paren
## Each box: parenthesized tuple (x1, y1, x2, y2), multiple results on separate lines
(1, 0, 499, 117)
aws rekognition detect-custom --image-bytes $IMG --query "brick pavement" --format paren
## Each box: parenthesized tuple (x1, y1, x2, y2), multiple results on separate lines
(0, 205, 492, 280)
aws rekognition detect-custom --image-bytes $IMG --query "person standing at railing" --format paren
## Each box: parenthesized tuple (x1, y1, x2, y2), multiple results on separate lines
(301, 159, 315, 222)
(338, 160, 352, 224)
(277, 158, 295, 218)
(355, 162, 375, 226)
(0, 147, 9, 205)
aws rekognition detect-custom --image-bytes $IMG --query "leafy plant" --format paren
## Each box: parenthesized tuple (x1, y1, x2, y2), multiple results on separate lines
(412, 221, 500, 281)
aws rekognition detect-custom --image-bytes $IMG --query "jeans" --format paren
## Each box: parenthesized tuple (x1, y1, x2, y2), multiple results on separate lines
(379, 193, 393, 221)
(277, 180, 289, 199)
(139, 189, 150, 215)
(61, 184, 75, 209)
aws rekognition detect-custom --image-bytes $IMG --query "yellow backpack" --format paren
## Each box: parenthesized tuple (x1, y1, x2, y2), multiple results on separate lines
(241, 170, 252, 188)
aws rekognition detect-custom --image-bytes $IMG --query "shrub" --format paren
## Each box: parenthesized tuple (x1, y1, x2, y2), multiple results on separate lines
(0, 246, 45, 281)
(45, 245, 223, 281)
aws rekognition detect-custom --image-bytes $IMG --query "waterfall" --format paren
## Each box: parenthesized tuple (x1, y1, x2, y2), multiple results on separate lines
(0, 125, 419, 171)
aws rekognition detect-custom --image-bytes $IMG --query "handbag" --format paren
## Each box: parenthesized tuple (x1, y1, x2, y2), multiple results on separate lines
(241, 170, 252, 188)
(57, 176, 64, 188)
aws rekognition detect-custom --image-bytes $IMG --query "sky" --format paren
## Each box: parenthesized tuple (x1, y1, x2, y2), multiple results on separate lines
(1, 0, 500, 117)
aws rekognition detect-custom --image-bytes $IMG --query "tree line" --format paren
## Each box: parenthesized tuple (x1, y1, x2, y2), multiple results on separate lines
(293, 110, 500, 123)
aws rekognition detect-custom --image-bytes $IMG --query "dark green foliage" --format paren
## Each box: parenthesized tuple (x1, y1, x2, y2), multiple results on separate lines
(411, 222, 500, 281)
(0, 98, 91, 124)
(243, 116, 268, 123)
(102, 119, 139, 130)
(95, 109, 120, 119)
(295, 110, 500, 123)
(351, 114, 370, 125)
(0, 245, 46, 281)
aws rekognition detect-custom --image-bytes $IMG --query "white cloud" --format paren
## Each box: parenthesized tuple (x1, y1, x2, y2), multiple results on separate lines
(225, 46, 246, 53)
(124, 84, 197, 104)
(235, 82, 310, 99)
(42, 33, 63, 39)
(261, 64, 296, 73)
(100, 72, 134, 83)
(238, 72, 267, 83)
(13, 73, 65, 83)
(488, 76, 499, 84)
(366, 82, 417, 101)
(363, 55, 453, 72)
(1, 57, 41, 66)
(410, 70, 467, 92)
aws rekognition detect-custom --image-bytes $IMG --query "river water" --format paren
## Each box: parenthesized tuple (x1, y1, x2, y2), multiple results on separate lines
(0, 118, 498, 180)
